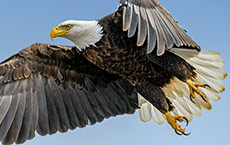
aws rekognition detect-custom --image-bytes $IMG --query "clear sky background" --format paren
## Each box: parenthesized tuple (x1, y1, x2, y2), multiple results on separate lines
(0, 0, 229, 145)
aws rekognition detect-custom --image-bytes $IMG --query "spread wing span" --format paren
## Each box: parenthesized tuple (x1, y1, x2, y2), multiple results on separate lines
(118, 0, 200, 55)
(0, 43, 138, 144)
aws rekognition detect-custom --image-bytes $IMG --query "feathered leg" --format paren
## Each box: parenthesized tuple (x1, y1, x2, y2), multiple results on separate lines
(148, 50, 212, 104)
(136, 82, 189, 134)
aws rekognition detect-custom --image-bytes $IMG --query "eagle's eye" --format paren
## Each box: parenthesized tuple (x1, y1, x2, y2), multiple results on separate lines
(64, 24, 72, 30)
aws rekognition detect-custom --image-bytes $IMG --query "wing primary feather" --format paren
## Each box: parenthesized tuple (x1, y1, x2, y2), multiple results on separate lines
(0, 77, 4, 94)
(48, 79, 69, 133)
(44, 78, 60, 135)
(97, 83, 125, 115)
(136, 6, 147, 46)
(154, 9, 174, 48)
(28, 91, 38, 140)
(89, 91, 112, 118)
(113, 80, 136, 113)
(105, 85, 126, 115)
(27, 74, 39, 140)
(66, 83, 88, 128)
(155, 8, 181, 47)
(0, 95, 19, 141)
(95, 85, 119, 116)
(150, 9, 165, 56)
(128, 5, 138, 38)
(163, 11, 187, 46)
(16, 89, 33, 144)
(2, 93, 25, 144)
(83, 78, 105, 122)
(58, 83, 78, 130)
(82, 89, 105, 123)
(15, 78, 34, 144)
(123, 3, 132, 31)
(109, 82, 130, 113)
(79, 78, 104, 124)
(115, 79, 138, 106)
(2, 93, 25, 145)
(74, 86, 98, 125)
(146, 17, 157, 54)
(0, 96, 12, 125)
(36, 74, 49, 136)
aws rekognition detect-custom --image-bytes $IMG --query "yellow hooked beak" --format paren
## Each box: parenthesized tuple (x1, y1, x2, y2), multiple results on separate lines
(50, 26, 70, 40)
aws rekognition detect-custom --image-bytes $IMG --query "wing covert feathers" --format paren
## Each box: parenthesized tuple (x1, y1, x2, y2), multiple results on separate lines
(138, 48, 227, 124)
(119, 0, 200, 55)
(0, 43, 138, 144)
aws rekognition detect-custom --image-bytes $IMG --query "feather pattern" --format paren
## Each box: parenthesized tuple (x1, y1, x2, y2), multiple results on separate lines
(2, 93, 26, 145)
(0, 43, 138, 144)
(119, 0, 200, 55)
(138, 48, 226, 124)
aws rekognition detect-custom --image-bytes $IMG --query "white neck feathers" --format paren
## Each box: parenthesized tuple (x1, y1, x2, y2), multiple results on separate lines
(66, 21, 103, 50)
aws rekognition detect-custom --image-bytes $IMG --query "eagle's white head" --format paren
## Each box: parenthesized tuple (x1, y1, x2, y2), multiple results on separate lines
(50, 20, 103, 50)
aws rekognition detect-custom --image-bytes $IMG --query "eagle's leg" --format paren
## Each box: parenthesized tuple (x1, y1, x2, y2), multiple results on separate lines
(136, 82, 190, 135)
(165, 112, 190, 135)
(186, 79, 210, 103)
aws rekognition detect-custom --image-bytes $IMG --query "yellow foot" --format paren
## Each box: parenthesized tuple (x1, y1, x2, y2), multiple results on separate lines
(186, 79, 210, 103)
(165, 112, 190, 136)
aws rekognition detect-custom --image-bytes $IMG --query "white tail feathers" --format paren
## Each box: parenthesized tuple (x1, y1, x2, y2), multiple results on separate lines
(138, 48, 227, 124)
(138, 94, 166, 124)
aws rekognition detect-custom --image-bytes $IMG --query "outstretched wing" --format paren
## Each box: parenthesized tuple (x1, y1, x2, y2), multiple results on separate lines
(118, 0, 200, 55)
(0, 43, 138, 145)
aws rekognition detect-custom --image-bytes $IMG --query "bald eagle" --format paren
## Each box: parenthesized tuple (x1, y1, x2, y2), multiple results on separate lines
(0, 0, 227, 144)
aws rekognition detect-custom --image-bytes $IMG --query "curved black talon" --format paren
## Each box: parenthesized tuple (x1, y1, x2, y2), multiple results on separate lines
(182, 132, 191, 136)
(201, 95, 208, 102)
(204, 84, 211, 89)
(175, 129, 191, 136)
(175, 129, 183, 136)
(174, 117, 191, 136)
(183, 117, 189, 127)
(190, 94, 196, 104)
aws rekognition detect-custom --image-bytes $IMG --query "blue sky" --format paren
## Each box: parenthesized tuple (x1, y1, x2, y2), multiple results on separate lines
(0, 0, 229, 145)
